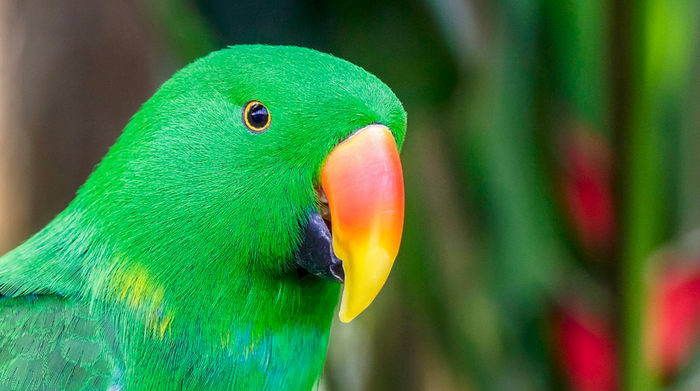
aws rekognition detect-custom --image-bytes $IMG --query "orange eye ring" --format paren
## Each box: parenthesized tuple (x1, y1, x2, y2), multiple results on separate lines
(243, 100, 271, 132)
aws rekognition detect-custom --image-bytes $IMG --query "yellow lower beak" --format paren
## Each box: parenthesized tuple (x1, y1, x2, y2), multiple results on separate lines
(320, 124, 404, 323)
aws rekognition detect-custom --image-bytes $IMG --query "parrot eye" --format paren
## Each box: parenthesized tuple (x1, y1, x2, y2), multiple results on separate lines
(243, 100, 271, 132)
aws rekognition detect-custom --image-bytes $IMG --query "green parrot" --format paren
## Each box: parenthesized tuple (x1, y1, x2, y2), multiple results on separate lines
(0, 45, 406, 390)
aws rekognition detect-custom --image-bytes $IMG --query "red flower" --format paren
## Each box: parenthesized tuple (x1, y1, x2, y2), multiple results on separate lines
(556, 303, 617, 391)
(650, 263, 700, 376)
(557, 260, 700, 390)
(559, 128, 615, 255)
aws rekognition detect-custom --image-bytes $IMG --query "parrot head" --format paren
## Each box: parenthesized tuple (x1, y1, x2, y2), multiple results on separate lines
(81, 45, 406, 324)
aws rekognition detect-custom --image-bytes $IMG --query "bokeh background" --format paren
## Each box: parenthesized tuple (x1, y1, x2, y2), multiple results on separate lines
(1, 1, 699, 390)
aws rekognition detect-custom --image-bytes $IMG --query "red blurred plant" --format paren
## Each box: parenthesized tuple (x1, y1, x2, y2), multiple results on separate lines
(558, 127, 615, 256)
(649, 262, 700, 376)
(556, 258, 700, 390)
(555, 302, 617, 391)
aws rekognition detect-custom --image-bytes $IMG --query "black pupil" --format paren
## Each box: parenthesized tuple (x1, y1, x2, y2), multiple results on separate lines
(247, 103, 268, 128)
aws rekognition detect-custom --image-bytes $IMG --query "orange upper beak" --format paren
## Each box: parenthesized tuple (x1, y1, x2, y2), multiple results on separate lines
(320, 124, 404, 323)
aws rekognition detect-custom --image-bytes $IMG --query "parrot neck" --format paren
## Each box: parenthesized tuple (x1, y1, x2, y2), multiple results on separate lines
(103, 275, 341, 390)
(0, 204, 342, 390)
(5, 208, 340, 390)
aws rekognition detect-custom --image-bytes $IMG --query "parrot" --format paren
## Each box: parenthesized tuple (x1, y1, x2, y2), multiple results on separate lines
(0, 45, 406, 390)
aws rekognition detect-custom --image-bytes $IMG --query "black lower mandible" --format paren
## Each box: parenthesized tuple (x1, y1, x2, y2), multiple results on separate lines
(294, 211, 344, 283)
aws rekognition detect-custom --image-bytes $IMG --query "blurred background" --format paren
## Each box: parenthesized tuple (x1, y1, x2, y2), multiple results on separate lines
(1, 1, 699, 390)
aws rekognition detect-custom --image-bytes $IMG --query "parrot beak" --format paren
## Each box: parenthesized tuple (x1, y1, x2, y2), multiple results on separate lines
(320, 124, 404, 323)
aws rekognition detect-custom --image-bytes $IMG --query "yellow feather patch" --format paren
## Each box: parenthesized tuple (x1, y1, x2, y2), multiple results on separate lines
(157, 312, 174, 339)
(110, 262, 173, 339)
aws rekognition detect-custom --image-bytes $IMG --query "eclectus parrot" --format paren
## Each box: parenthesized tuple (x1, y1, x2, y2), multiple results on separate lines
(0, 45, 406, 390)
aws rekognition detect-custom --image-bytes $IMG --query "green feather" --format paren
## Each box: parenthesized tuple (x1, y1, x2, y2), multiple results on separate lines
(0, 295, 113, 391)
(0, 45, 406, 390)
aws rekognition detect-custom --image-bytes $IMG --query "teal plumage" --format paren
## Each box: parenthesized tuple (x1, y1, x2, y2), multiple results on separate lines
(0, 296, 112, 390)
(0, 45, 406, 390)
